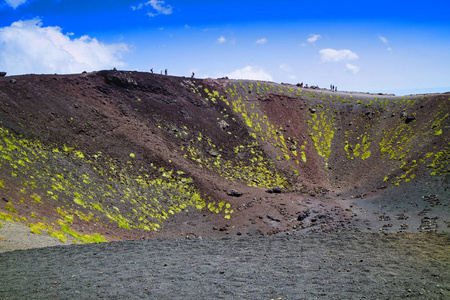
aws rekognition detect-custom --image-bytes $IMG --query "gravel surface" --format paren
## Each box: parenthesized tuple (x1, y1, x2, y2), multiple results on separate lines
(1, 232, 449, 299)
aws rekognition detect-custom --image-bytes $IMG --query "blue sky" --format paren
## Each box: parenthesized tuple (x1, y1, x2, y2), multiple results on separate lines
(1, 0, 449, 95)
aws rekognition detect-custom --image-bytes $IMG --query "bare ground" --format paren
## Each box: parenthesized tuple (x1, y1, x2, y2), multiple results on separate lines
(1, 232, 449, 299)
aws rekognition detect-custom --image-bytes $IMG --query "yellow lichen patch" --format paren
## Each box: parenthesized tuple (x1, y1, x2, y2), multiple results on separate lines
(307, 110, 335, 168)
(0, 126, 210, 238)
(344, 133, 371, 160)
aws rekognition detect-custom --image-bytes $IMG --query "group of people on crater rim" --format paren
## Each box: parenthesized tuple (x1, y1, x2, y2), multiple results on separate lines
(150, 68, 168, 75)
(149, 68, 195, 78)
(330, 84, 337, 92)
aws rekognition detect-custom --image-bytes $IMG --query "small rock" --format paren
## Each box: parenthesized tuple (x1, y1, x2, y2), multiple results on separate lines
(227, 189, 242, 197)
(405, 115, 416, 124)
(297, 208, 310, 221)
(267, 215, 281, 222)
(266, 187, 283, 194)
(218, 120, 229, 131)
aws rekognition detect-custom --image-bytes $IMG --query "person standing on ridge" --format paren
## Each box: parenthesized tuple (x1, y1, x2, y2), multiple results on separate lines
(150, 68, 153, 73)
(165, 69, 168, 75)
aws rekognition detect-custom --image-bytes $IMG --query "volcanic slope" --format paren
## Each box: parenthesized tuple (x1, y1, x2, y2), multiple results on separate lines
(0, 70, 448, 247)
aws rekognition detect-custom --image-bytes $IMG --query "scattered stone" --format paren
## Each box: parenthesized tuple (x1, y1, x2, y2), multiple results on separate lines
(297, 209, 310, 221)
(422, 195, 441, 207)
(9, 79, 16, 84)
(309, 108, 316, 113)
(0, 71, 6, 77)
(398, 224, 409, 231)
(418, 217, 439, 232)
(418, 208, 431, 216)
(379, 214, 391, 221)
(396, 213, 409, 220)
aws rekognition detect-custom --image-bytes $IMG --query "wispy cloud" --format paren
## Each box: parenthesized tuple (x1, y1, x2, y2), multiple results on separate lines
(227, 66, 273, 81)
(307, 34, 321, 44)
(378, 35, 393, 51)
(0, 19, 128, 75)
(256, 38, 267, 45)
(345, 63, 360, 74)
(4, 0, 27, 9)
(217, 36, 226, 44)
(378, 35, 388, 44)
(319, 48, 359, 62)
(131, 0, 173, 17)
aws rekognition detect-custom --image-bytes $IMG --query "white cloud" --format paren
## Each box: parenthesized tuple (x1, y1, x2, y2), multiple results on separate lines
(256, 38, 267, 45)
(132, 0, 172, 17)
(226, 66, 273, 81)
(320, 48, 359, 62)
(387, 46, 393, 52)
(307, 34, 321, 44)
(217, 36, 226, 44)
(345, 63, 360, 74)
(4, 0, 27, 9)
(378, 35, 388, 44)
(0, 19, 128, 75)
(131, 3, 144, 10)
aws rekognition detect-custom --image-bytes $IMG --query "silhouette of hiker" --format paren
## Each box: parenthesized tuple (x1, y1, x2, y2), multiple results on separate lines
(165, 69, 168, 75)
(150, 68, 153, 73)
(191, 72, 195, 78)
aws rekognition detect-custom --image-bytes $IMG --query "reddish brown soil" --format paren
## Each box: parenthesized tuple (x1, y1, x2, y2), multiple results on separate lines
(0, 70, 448, 244)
